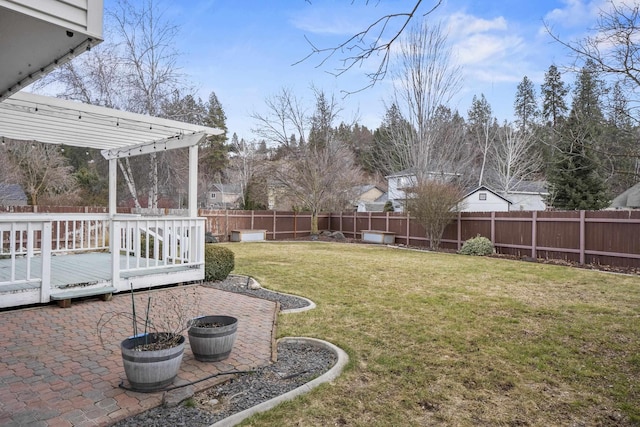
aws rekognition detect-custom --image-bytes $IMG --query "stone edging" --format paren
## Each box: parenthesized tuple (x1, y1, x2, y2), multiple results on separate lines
(228, 274, 317, 314)
(279, 293, 316, 314)
(208, 337, 349, 427)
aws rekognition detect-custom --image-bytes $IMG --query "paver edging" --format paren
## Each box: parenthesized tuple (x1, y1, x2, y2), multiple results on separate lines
(209, 337, 349, 427)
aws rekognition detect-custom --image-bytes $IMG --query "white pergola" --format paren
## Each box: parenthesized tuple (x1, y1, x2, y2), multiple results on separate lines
(0, 91, 223, 216)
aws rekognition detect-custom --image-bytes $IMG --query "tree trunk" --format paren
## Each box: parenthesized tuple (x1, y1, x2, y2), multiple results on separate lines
(118, 158, 142, 209)
(311, 210, 319, 235)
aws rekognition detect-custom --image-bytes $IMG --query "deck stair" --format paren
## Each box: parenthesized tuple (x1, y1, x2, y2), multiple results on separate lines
(50, 286, 116, 308)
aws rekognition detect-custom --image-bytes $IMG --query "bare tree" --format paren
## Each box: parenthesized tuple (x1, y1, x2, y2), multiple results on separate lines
(488, 123, 542, 196)
(250, 88, 308, 150)
(1, 140, 78, 205)
(259, 88, 363, 233)
(388, 20, 464, 183)
(467, 94, 498, 187)
(545, 1, 640, 102)
(227, 133, 260, 209)
(297, 0, 443, 92)
(406, 181, 463, 250)
(272, 141, 363, 234)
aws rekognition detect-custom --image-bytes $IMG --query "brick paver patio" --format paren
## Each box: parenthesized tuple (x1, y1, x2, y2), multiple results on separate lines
(0, 284, 277, 426)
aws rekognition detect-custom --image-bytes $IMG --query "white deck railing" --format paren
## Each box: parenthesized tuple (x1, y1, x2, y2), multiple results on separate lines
(0, 214, 205, 303)
(114, 216, 205, 274)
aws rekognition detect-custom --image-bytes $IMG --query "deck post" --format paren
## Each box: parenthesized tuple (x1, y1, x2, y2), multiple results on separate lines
(188, 143, 198, 218)
(39, 221, 52, 303)
(111, 220, 121, 291)
(108, 158, 117, 217)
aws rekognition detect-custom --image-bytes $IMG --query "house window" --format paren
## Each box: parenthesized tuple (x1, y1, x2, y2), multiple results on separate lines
(210, 193, 216, 199)
(479, 193, 487, 201)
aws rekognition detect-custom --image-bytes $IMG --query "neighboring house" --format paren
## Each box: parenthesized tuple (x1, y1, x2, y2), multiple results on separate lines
(356, 192, 389, 213)
(206, 183, 242, 209)
(353, 184, 387, 212)
(0, 184, 27, 205)
(353, 184, 385, 203)
(460, 186, 512, 212)
(503, 180, 549, 211)
(386, 168, 460, 212)
(608, 182, 640, 209)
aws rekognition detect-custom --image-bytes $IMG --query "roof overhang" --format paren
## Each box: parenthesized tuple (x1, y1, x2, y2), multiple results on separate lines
(0, 0, 104, 101)
(0, 91, 223, 152)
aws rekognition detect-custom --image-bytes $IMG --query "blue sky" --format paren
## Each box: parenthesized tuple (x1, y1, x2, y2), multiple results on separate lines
(104, 0, 610, 141)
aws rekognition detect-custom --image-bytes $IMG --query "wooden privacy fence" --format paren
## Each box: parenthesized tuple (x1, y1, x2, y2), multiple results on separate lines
(4, 207, 640, 268)
(200, 209, 640, 268)
(199, 209, 330, 241)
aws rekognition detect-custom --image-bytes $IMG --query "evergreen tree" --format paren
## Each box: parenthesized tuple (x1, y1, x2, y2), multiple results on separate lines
(547, 62, 609, 210)
(308, 90, 338, 151)
(372, 103, 412, 175)
(541, 64, 568, 128)
(547, 127, 609, 209)
(514, 76, 539, 132)
(199, 91, 229, 192)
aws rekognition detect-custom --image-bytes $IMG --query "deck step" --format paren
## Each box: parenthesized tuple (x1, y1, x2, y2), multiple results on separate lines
(50, 286, 117, 308)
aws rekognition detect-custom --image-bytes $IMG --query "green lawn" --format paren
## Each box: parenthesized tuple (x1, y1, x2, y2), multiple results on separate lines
(225, 242, 640, 426)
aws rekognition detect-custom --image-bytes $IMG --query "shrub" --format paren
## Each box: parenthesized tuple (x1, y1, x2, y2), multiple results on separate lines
(459, 235, 494, 256)
(204, 244, 235, 281)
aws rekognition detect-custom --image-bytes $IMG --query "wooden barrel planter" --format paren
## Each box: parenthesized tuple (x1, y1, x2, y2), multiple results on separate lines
(120, 333, 185, 392)
(187, 315, 238, 362)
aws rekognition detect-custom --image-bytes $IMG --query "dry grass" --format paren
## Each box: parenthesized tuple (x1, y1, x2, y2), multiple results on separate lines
(225, 242, 640, 426)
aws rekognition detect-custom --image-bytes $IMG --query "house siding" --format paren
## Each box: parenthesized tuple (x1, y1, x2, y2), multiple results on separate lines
(461, 190, 510, 212)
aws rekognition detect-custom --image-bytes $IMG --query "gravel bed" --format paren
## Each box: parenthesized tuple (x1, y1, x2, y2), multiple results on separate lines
(111, 277, 330, 427)
(204, 275, 311, 311)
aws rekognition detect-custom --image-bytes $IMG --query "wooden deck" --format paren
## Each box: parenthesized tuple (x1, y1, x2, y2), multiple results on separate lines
(0, 252, 202, 308)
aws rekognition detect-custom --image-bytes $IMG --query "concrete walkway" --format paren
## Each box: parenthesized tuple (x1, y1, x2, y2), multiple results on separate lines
(0, 284, 277, 426)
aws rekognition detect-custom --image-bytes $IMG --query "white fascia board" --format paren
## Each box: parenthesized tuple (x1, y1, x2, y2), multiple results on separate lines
(101, 132, 207, 160)
(11, 92, 223, 135)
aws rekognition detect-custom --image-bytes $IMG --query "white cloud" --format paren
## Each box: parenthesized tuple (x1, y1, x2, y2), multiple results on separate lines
(447, 12, 508, 37)
(444, 12, 526, 85)
(454, 34, 524, 65)
(542, 0, 615, 28)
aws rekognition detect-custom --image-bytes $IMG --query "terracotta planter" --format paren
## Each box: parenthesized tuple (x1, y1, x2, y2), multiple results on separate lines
(120, 333, 185, 392)
(188, 315, 238, 362)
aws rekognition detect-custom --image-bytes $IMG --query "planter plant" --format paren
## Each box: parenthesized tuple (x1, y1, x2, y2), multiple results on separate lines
(98, 286, 199, 392)
(187, 315, 238, 362)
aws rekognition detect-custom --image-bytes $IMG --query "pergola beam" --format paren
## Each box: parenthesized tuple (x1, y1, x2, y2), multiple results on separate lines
(101, 132, 207, 160)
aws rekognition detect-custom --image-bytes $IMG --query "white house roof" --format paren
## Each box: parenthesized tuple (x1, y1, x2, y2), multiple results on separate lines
(509, 180, 549, 194)
(0, 91, 223, 151)
(463, 186, 513, 204)
(0, 0, 104, 101)
(609, 182, 640, 209)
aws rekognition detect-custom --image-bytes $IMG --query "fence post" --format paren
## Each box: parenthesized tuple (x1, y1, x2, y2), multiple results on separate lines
(386, 212, 389, 232)
(579, 210, 585, 265)
(368, 212, 372, 231)
(273, 210, 277, 241)
(457, 212, 462, 250)
(406, 212, 410, 245)
(531, 211, 537, 259)
(491, 212, 496, 244)
(353, 210, 357, 239)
